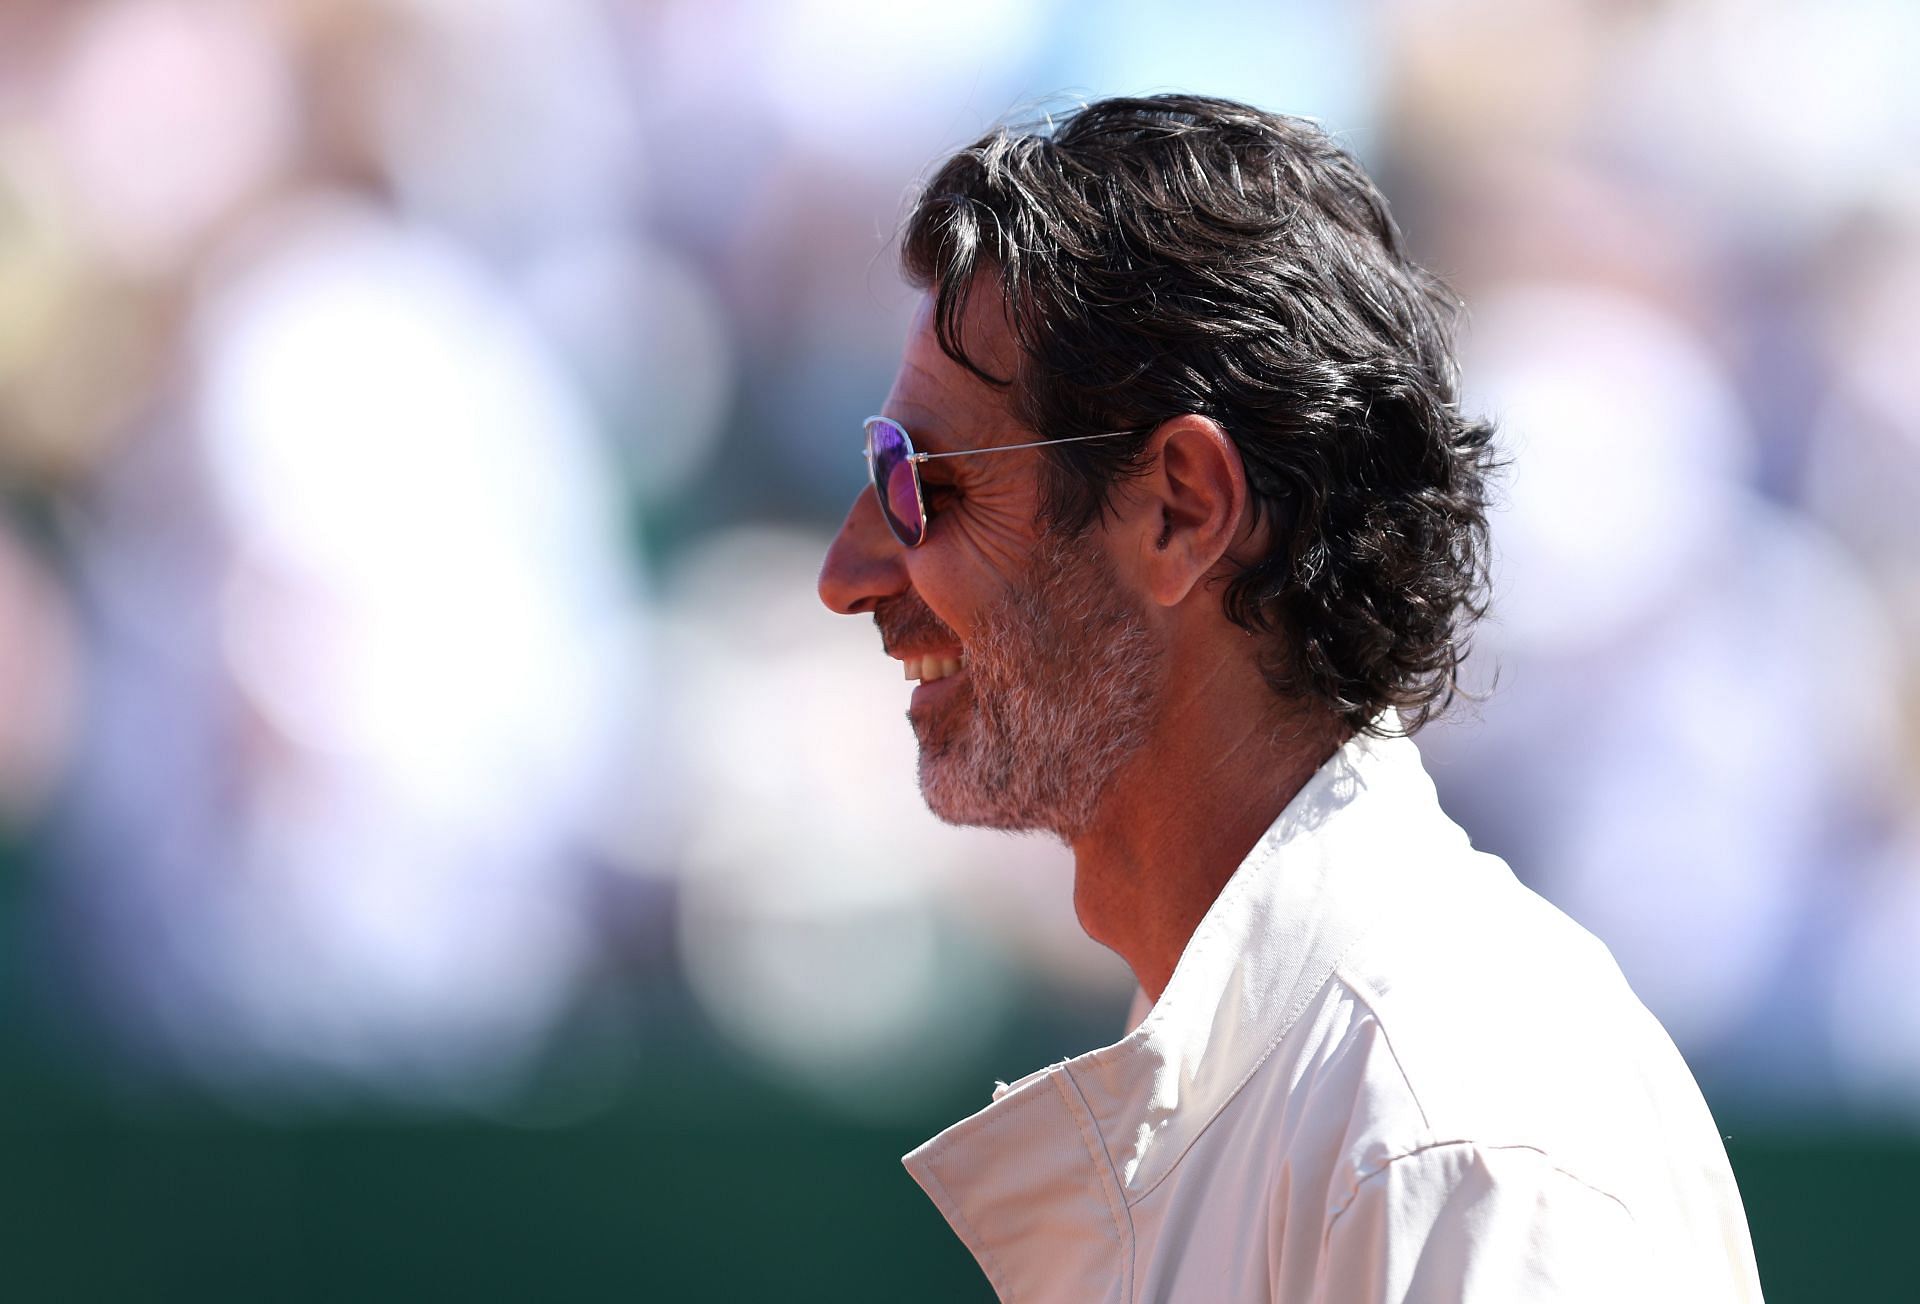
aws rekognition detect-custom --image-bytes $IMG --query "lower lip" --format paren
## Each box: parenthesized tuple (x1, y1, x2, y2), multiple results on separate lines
(910, 668, 968, 712)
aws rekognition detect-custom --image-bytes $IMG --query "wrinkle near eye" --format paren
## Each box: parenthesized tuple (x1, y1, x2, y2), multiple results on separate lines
(941, 492, 1043, 583)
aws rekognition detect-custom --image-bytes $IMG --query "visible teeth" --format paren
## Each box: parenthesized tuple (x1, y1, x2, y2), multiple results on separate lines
(905, 654, 966, 684)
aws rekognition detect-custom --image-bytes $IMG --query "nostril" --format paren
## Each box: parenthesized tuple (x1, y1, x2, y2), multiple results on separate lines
(818, 497, 906, 615)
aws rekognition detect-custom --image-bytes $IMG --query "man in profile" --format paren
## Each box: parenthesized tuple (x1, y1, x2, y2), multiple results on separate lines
(818, 95, 1762, 1302)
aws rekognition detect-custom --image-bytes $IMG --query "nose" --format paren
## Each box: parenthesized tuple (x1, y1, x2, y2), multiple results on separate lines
(818, 486, 909, 615)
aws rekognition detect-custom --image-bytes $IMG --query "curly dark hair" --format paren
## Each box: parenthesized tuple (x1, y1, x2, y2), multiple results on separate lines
(899, 93, 1497, 737)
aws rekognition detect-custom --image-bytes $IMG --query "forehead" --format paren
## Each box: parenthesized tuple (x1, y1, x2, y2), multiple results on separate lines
(883, 285, 1026, 453)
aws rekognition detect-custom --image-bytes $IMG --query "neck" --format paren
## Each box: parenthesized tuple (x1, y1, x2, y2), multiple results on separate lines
(1068, 674, 1346, 1004)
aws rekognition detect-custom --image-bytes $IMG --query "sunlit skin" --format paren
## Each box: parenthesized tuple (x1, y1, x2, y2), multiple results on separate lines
(818, 286, 1347, 1003)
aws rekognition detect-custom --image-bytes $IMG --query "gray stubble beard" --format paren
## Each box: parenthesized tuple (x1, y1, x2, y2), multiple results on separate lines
(913, 532, 1164, 843)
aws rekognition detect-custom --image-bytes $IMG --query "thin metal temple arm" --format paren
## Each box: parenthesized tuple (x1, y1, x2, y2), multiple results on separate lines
(912, 429, 1139, 463)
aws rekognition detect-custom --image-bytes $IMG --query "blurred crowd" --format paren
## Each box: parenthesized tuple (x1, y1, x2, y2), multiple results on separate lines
(0, 0, 1917, 1125)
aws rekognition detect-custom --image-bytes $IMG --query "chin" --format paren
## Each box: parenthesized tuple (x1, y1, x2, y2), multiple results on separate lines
(916, 745, 1096, 844)
(919, 751, 1003, 829)
(918, 748, 1021, 831)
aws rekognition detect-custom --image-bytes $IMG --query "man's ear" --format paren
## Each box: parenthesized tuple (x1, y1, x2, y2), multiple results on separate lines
(1130, 415, 1250, 608)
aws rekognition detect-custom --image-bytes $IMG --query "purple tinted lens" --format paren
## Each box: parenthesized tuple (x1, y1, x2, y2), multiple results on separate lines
(867, 419, 923, 545)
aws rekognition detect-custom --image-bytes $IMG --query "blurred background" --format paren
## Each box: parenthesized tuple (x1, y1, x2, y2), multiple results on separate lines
(0, 0, 1915, 1298)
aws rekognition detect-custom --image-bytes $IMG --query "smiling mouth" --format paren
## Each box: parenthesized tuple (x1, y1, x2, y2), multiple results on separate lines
(902, 652, 966, 684)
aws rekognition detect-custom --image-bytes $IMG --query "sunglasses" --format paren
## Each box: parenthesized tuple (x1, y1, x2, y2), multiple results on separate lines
(861, 415, 1140, 548)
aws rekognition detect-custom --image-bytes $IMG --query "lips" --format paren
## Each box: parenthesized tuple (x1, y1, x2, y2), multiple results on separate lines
(908, 659, 969, 721)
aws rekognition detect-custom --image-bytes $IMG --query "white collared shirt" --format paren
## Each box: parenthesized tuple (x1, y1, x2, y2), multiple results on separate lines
(904, 730, 1763, 1302)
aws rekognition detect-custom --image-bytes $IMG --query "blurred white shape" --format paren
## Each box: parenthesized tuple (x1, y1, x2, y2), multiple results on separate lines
(1464, 284, 1754, 653)
(50, 0, 296, 272)
(520, 235, 734, 508)
(203, 199, 625, 821)
(650, 528, 1090, 1113)
(169, 194, 635, 1099)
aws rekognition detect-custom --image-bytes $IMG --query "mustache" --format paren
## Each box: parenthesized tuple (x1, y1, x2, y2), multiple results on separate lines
(875, 591, 960, 656)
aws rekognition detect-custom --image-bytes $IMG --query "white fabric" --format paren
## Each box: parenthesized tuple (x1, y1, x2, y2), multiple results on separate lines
(903, 730, 1763, 1302)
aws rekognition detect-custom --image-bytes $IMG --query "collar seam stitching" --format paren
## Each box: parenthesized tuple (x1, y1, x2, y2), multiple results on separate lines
(910, 1151, 1016, 1300)
(1106, 822, 1291, 1062)
(1326, 1140, 1636, 1232)
(1056, 1067, 1136, 1304)
(1123, 954, 1373, 1208)
(1334, 963, 1436, 1135)
(1328, 968, 1639, 1221)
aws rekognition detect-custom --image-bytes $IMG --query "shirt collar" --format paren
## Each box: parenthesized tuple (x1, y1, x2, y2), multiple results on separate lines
(903, 727, 1469, 1297)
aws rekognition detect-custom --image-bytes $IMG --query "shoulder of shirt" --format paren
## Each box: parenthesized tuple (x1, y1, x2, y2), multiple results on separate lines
(1298, 845, 1690, 1218)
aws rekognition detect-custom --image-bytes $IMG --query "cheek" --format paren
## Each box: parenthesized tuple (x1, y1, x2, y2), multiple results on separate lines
(903, 551, 999, 644)
(903, 478, 1046, 636)
(948, 483, 1045, 576)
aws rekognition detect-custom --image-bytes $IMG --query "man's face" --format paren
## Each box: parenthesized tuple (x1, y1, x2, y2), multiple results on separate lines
(818, 291, 1165, 840)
